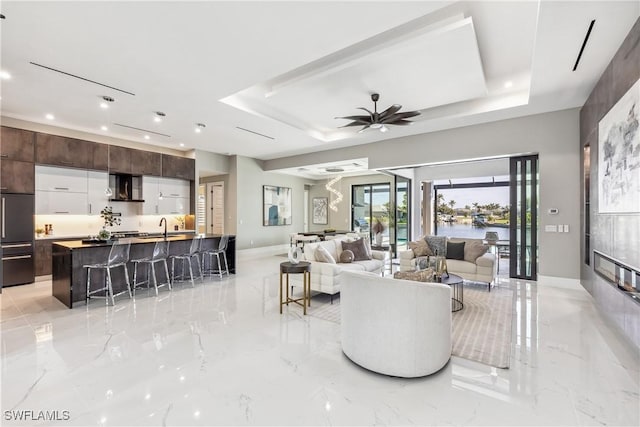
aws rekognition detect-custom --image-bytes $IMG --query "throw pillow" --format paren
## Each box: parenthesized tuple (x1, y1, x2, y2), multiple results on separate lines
(424, 235, 447, 257)
(408, 239, 433, 257)
(315, 245, 336, 264)
(446, 241, 465, 260)
(394, 268, 435, 282)
(464, 240, 489, 262)
(341, 239, 371, 261)
(339, 249, 354, 263)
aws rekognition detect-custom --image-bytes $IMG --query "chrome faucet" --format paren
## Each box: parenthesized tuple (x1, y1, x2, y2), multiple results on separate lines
(159, 217, 167, 240)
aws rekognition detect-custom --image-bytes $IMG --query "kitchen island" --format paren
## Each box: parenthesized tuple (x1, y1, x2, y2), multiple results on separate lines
(52, 234, 235, 308)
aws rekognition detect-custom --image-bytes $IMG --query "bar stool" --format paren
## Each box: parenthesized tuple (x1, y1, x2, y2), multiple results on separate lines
(201, 235, 230, 278)
(169, 236, 203, 287)
(131, 240, 172, 296)
(84, 241, 132, 306)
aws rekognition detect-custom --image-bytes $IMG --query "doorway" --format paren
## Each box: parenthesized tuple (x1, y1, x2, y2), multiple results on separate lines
(351, 183, 391, 245)
(206, 182, 224, 234)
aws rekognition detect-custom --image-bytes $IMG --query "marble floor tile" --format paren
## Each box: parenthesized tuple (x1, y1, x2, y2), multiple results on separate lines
(1, 255, 638, 426)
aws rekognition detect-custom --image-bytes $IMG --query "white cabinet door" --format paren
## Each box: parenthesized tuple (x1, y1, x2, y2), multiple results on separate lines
(36, 191, 88, 215)
(142, 176, 160, 215)
(35, 165, 88, 193)
(87, 171, 109, 215)
(158, 177, 190, 199)
(158, 197, 188, 215)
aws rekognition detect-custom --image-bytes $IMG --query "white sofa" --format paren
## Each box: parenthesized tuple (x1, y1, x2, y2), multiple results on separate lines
(290, 237, 385, 299)
(341, 271, 452, 377)
(399, 237, 497, 284)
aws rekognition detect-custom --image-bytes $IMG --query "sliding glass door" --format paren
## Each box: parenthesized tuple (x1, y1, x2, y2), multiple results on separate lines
(509, 155, 538, 280)
(395, 175, 410, 253)
(351, 183, 391, 245)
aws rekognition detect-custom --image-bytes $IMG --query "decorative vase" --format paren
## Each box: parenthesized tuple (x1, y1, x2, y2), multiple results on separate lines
(374, 233, 383, 246)
(97, 227, 111, 241)
(288, 246, 302, 264)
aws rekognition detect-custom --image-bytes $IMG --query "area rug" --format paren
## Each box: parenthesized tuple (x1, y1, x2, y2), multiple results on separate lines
(452, 285, 514, 369)
(308, 285, 515, 369)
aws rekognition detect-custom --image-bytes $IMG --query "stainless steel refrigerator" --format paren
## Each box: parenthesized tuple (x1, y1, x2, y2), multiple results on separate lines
(1, 194, 35, 287)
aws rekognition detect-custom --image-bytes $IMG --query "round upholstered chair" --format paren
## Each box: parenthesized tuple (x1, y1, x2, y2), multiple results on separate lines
(340, 271, 452, 377)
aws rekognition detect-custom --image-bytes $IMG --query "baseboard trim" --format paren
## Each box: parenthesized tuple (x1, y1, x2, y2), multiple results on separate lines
(237, 244, 289, 259)
(537, 275, 582, 290)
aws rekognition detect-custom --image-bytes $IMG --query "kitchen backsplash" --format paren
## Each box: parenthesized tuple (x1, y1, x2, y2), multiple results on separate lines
(35, 203, 194, 238)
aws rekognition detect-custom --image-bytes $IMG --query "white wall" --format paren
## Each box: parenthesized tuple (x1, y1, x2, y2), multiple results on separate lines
(264, 109, 581, 279)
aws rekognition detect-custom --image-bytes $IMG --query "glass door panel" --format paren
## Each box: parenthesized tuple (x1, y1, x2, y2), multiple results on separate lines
(395, 176, 410, 254)
(510, 155, 538, 280)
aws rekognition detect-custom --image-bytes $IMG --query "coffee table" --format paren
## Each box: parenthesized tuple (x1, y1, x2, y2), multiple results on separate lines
(439, 273, 464, 312)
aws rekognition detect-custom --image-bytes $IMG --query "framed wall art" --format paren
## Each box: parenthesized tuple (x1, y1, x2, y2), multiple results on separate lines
(598, 78, 640, 213)
(312, 197, 328, 225)
(263, 185, 292, 226)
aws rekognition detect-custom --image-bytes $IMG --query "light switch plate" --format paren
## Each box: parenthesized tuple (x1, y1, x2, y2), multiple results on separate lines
(564, 224, 569, 233)
(545, 225, 557, 232)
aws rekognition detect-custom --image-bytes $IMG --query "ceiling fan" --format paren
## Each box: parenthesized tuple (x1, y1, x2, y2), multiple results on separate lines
(336, 93, 421, 133)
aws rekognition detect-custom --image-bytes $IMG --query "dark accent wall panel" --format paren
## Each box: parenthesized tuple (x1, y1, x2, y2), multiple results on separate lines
(579, 18, 640, 350)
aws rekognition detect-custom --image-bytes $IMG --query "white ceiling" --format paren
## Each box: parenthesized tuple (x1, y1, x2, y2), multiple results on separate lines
(0, 1, 638, 167)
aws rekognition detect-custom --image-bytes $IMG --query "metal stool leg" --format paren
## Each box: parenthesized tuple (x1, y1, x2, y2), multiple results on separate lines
(106, 267, 115, 306)
(222, 252, 229, 275)
(151, 262, 158, 296)
(163, 259, 172, 291)
(86, 267, 92, 305)
(123, 264, 132, 299)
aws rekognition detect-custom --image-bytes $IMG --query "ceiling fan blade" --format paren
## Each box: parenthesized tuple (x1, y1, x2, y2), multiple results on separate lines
(357, 124, 371, 133)
(335, 115, 372, 122)
(380, 111, 421, 123)
(357, 107, 374, 119)
(339, 121, 370, 128)
(384, 119, 415, 126)
(378, 104, 402, 120)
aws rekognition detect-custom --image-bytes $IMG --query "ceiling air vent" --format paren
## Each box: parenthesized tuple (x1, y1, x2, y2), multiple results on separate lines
(325, 167, 344, 173)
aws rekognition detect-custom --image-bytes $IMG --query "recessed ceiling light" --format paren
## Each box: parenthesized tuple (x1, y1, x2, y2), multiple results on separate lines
(45, 113, 54, 120)
(100, 102, 109, 109)
(154, 111, 166, 122)
(195, 123, 206, 133)
(179, 143, 185, 147)
(0, 70, 11, 80)
(101, 125, 108, 131)
(144, 135, 150, 140)
(504, 81, 513, 88)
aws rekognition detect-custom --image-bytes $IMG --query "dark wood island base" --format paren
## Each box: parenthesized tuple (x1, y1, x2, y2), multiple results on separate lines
(52, 234, 235, 308)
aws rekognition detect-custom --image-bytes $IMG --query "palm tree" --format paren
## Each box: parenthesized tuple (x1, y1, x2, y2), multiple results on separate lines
(472, 202, 479, 212)
(448, 200, 456, 209)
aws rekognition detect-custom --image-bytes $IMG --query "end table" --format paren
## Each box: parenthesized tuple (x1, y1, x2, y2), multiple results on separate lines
(279, 261, 311, 315)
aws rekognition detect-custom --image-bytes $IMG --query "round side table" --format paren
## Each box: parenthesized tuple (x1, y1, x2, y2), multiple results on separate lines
(279, 261, 311, 315)
(440, 273, 464, 312)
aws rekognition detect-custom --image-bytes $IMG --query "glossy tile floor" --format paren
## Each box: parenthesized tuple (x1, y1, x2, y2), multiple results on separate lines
(1, 254, 638, 426)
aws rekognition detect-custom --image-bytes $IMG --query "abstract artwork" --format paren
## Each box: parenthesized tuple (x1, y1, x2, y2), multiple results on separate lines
(598, 78, 640, 213)
(312, 197, 328, 225)
(263, 185, 292, 226)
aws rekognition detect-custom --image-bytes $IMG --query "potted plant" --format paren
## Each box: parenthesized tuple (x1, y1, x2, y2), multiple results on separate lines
(174, 215, 185, 231)
(35, 227, 45, 238)
(99, 206, 121, 240)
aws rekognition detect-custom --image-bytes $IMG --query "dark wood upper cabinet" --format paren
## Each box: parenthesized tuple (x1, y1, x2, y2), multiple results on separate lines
(0, 160, 35, 194)
(108, 145, 132, 174)
(131, 149, 161, 176)
(91, 142, 109, 171)
(1, 127, 35, 162)
(36, 133, 92, 169)
(162, 154, 195, 180)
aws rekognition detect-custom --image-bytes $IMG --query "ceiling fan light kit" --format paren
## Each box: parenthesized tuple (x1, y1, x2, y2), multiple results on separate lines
(336, 93, 421, 133)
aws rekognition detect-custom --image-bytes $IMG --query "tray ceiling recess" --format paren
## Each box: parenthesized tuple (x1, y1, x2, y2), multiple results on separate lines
(221, 14, 488, 143)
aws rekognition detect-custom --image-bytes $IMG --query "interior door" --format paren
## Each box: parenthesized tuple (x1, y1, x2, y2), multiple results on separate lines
(509, 155, 538, 280)
(206, 182, 224, 234)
